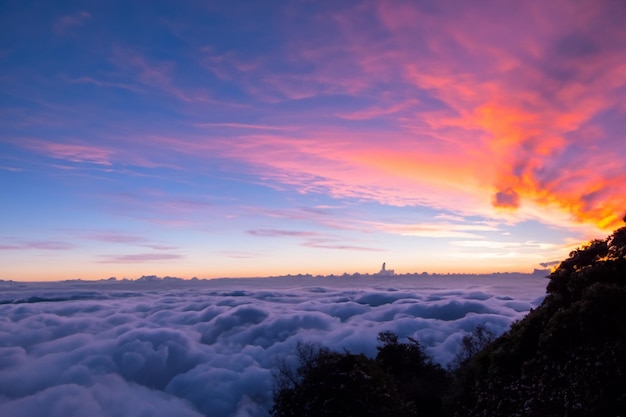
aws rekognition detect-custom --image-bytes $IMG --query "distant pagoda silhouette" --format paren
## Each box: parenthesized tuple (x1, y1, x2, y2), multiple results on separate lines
(377, 262, 395, 277)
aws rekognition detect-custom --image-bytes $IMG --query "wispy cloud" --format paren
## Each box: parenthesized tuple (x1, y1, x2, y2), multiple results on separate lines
(193, 122, 296, 131)
(247, 229, 319, 238)
(201, 47, 261, 79)
(110, 47, 219, 103)
(247, 228, 383, 252)
(98, 253, 183, 263)
(335, 100, 418, 121)
(0, 166, 24, 172)
(9, 136, 178, 173)
(64, 76, 145, 94)
(53, 11, 91, 36)
(450, 240, 556, 250)
(0, 240, 75, 251)
(77, 231, 179, 251)
(367, 221, 498, 239)
(301, 238, 384, 252)
(217, 250, 261, 259)
(21, 139, 114, 166)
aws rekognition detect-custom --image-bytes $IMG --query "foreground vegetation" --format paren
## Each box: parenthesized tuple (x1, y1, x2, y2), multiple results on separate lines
(272, 227, 626, 416)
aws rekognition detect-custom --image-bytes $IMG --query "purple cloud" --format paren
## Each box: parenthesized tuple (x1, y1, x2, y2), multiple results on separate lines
(53, 11, 91, 35)
(72, 231, 179, 251)
(246, 229, 383, 252)
(0, 240, 74, 251)
(493, 189, 520, 209)
(301, 238, 384, 252)
(247, 229, 320, 238)
(98, 253, 183, 263)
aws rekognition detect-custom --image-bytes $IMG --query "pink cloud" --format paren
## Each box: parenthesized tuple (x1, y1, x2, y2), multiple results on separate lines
(247, 229, 320, 238)
(20, 139, 114, 166)
(53, 11, 91, 35)
(301, 239, 383, 252)
(217, 250, 261, 259)
(201, 47, 261, 80)
(82, 231, 146, 244)
(246, 228, 383, 252)
(366, 221, 499, 239)
(11, 136, 181, 172)
(77, 231, 176, 250)
(110, 47, 218, 104)
(335, 100, 418, 121)
(193, 122, 296, 131)
(236, 205, 367, 234)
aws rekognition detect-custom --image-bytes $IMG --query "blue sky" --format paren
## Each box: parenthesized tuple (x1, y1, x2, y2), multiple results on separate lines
(2, 0, 625, 280)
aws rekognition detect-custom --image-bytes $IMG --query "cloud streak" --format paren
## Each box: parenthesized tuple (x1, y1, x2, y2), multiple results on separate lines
(21, 139, 114, 166)
(97, 253, 183, 263)
(247, 229, 319, 238)
(53, 11, 91, 35)
(0, 240, 75, 251)
(247, 229, 384, 252)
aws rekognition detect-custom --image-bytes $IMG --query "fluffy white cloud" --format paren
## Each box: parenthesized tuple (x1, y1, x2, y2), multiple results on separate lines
(0, 275, 546, 416)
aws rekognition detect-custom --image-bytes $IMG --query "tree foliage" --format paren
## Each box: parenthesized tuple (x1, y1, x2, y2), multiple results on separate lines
(450, 325, 495, 368)
(450, 227, 626, 416)
(271, 334, 448, 417)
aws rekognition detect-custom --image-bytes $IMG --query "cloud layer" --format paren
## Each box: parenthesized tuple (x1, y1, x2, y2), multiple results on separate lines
(0, 276, 546, 416)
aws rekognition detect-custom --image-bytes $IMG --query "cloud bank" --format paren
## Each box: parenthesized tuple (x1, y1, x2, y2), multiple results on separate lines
(0, 275, 546, 416)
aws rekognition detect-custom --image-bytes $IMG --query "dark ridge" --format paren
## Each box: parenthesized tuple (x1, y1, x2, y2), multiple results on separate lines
(450, 226, 626, 416)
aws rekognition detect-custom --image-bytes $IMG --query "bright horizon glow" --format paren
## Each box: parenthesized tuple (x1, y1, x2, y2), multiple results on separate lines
(1, 0, 625, 281)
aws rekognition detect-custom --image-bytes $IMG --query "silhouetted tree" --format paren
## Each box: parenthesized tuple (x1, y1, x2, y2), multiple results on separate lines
(271, 333, 449, 417)
(271, 341, 409, 417)
(450, 325, 495, 368)
(376, 331, 449, 417)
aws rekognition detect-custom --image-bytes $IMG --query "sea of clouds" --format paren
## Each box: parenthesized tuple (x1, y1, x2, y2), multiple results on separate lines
(0, 274, 547, 417)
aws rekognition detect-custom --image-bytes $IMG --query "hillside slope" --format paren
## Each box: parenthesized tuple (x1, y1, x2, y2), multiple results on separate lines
(452, 227, 626, 416)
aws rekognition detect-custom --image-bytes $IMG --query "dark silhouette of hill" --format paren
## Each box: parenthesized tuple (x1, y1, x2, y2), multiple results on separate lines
(451, 226, 626, 416)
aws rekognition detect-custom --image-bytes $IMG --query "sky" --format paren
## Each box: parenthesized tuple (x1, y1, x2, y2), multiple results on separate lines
(1, 0, 625, 281)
